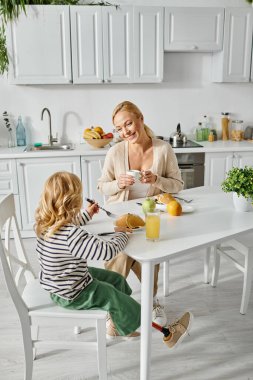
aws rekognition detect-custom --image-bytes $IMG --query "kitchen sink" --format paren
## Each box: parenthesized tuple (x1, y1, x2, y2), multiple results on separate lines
(25, 144, 74, 152)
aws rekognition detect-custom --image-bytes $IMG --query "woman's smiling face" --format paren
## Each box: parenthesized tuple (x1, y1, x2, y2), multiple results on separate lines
(113, 111, 144, 143)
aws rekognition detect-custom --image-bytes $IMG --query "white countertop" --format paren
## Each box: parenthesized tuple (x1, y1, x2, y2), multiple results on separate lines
(0, 140, 253, 159)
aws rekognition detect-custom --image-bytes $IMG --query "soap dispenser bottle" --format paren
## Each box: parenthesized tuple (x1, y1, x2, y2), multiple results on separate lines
(16, 116, 26, 146)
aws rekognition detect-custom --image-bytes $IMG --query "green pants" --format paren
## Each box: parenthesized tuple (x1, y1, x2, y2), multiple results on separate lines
(50, 266, 141, 336)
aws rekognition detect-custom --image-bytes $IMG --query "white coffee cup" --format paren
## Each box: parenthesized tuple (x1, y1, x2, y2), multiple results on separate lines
(127, 170, 141, 180)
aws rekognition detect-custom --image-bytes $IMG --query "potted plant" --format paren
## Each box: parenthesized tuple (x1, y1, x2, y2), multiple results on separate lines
(221, 166, 253, 212)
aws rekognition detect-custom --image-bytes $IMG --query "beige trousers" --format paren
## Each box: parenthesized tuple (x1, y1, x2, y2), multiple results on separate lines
(104, 252, 160, 297)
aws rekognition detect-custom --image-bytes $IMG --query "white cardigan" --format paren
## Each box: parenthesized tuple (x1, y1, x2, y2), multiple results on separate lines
(97, 139, 184, 204)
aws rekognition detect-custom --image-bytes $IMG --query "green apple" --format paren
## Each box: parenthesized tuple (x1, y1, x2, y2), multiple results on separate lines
(142, 198, 156, 214)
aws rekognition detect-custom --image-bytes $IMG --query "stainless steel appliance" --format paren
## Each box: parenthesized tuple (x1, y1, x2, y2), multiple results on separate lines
(175, 152, 205, 189)
(163, 137, 203, 149)
(169, 123, 187, 146)
(156, 136, 205, 189)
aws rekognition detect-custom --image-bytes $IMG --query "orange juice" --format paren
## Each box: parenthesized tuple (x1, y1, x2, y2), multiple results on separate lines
(145, 212, 160, 241)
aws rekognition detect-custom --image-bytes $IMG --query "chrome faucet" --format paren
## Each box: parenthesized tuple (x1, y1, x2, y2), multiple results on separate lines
(41, 108, 58, 146)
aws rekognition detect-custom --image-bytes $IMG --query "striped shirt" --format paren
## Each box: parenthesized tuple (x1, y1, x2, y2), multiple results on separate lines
(36, 210, 129, 300)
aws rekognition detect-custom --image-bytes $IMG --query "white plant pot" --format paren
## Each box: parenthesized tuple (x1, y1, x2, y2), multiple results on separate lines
(233, 192, 253, 212)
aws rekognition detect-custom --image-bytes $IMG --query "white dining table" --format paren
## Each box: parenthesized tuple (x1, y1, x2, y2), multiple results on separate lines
(86, 186, 253, 380)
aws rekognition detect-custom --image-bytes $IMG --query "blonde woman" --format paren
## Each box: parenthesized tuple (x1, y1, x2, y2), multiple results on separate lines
(34, 171, 141, 339)
(98, 101, 184, 326)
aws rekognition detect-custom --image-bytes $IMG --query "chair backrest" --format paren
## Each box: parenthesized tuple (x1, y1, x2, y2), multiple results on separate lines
(0, 194, 36, 314)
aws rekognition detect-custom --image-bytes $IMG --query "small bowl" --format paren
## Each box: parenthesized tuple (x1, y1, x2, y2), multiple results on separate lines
(84, 138, 113, 149)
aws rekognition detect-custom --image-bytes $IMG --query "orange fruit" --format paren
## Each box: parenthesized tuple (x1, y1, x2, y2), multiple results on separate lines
(166, 200, 182, 216)
(93, 126, 104, 135)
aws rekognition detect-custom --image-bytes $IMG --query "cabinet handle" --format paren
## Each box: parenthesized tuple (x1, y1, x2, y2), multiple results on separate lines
(192, 45, 199, 50)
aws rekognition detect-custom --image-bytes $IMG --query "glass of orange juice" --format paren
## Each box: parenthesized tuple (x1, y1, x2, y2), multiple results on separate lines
(145, 211, 160, 241)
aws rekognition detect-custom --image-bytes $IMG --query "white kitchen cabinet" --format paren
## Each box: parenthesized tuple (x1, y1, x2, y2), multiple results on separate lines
(205, 151, 253, 186)
(251, 46, 253, 81)
(0, 159, 21, 227)
(212, 8, 253, 82)
(81, 156, 105, 205)
(71, 6, 134, 84)
(134, 6, 164, 83)
(17, 157, 81, 231)
(7, 5, 163, 85)
(164, 7, 224, 52)
(7, 5, 72, 84)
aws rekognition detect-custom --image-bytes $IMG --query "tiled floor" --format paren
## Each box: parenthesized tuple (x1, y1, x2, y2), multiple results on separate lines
(0, 238, 252, 380)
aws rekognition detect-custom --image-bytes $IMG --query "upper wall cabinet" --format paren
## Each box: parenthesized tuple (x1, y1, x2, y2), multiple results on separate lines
(7, 5, 72, 84)
(134, 7, 164, 82)
(6, 5, 163, 84)
(164, 7, 224, 52)
(212, 8, 253, 83)
(71, 6, 134, 84)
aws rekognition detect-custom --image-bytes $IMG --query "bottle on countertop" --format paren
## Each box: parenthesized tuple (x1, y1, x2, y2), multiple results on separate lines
(195, 122, 203, 141)
(202, 115, 211, 140)
(221, 112, 230, 141)
(208, 131, 215, 142)
(16, 116, 26, 146)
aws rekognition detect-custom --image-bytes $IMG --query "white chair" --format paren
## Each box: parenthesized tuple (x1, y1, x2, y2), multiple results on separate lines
(163, 246, 212, 296)
(0, 193, 107, 380)
(211, 235, 253, 315)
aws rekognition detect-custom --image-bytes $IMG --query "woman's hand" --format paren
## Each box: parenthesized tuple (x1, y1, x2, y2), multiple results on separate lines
(86, 201, 99, 218)
(117, 174, 135, 189)
(114, 226, 132, 233)
(141, 170, 157, 184)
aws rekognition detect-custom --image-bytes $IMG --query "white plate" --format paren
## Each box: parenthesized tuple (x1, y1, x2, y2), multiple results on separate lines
(131, 226, 145, 232)
(182, 205, 195, 213)
(155, 203, 195, 213)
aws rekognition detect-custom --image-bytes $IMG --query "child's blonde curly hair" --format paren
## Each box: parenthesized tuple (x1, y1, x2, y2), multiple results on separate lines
(35, 171, 83, 238)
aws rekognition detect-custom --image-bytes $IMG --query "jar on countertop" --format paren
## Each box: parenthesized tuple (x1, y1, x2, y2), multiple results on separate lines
(231, 120, 244, 141)
(221, 112, 230, 141)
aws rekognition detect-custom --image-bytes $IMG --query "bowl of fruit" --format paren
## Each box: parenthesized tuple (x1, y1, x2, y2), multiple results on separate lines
(83, 126, 113, 148)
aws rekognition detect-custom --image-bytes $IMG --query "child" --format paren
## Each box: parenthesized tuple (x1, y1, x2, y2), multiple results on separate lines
(34, 171, 140, 339)
(35, 171, 193, 347)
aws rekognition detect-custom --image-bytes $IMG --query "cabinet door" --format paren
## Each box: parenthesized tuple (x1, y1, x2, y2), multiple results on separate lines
(17, 157, 81, 230)
(205, 152, 233, 186)
(234, 152, 253, 168)
(6, 5, 72, 84)
(102, 6, 134, 83)
(81, 156, 105, 205)
(71, 6, 103, 84)
(251, 43, 253, 82)
(164, 7, 224, 52)
(134, 6, 164, 83)
(212, 8, 253, 82)
(0, 159, 18, 194)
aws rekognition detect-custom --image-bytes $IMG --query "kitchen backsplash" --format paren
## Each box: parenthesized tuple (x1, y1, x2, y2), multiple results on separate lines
(1, 53, 253, 147)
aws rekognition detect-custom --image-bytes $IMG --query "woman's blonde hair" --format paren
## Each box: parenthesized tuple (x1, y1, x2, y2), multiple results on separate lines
(34, 171, 83, 238)
(112, 100, 155, 138)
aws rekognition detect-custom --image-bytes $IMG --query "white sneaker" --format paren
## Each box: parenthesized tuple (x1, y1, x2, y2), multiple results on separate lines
(152, 301, 167, 326)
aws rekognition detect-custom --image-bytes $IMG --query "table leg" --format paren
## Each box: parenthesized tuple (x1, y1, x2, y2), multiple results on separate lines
(140, 261, 154, 380)
(163, 260, 170, 296)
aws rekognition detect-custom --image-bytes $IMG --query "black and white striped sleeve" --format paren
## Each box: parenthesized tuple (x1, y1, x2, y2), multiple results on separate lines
(77, 210, 91, 226)
(67, 227, 129, 261)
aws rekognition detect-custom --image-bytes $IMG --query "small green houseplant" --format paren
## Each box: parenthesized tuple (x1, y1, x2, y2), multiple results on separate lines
(221, 166, 253, 212)
(221, 166, 253, 200)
